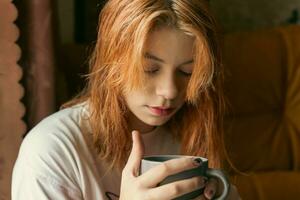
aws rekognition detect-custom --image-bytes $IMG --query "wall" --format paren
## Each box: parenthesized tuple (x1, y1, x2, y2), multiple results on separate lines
(56, 0, 74, 44)
(56, 1, 300, 42)
(210, 0, 300, 32)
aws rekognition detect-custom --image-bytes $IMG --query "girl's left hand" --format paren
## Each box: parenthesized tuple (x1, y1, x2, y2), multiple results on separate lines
(194, 178, 241, 200)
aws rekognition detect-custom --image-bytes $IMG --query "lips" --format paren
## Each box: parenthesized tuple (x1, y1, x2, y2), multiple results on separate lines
(148, 106, 175, 116)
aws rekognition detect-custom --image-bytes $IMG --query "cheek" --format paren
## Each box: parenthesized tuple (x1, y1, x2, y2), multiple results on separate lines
(177, 78, 189, 94)
(142, 78, 156, 95)
(126, 90, 149, 106)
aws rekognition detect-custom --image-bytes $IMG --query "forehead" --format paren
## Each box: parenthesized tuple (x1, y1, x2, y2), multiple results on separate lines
(144, 27, 195, 62)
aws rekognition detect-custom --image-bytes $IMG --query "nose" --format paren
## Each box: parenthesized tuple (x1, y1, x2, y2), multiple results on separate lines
(156, 74, 178, 100)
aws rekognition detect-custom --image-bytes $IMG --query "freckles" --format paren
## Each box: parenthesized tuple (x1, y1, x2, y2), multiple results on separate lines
(133, 85, 152, 101)
(143, 81, 155, 94)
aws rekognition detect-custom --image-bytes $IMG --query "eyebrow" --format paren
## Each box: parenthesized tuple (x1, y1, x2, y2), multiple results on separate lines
(144, 52, 194, 66)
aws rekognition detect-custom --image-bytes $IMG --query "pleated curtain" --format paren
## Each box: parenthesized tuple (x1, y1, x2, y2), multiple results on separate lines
(0, 0, 57, 198)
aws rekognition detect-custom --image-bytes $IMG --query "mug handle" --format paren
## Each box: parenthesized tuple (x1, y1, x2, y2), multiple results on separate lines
(206, 169, 230, 200)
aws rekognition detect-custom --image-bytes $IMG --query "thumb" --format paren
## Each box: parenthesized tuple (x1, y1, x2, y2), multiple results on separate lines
(125, 130, 145, 176)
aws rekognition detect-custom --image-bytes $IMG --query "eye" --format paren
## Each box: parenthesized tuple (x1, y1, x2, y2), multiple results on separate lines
(179, 70, 192, 76)
(179, 65, 193, 77)
(144, 65, 159, 74)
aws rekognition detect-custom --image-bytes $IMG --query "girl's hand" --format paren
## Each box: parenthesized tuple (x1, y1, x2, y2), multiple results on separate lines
(193, 178, 241, 200)
(119, 131, 207, 200)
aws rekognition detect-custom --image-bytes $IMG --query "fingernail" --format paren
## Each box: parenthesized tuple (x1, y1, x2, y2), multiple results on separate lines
(132, 130, 138, 139)
(193, 158, 202, 166)
(207, 189, 215, 199)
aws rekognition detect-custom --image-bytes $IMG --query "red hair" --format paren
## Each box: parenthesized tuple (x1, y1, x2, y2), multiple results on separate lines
(64, 0, 228, 171)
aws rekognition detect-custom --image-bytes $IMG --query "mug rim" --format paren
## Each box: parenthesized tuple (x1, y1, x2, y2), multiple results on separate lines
(142, 155, 208, 163)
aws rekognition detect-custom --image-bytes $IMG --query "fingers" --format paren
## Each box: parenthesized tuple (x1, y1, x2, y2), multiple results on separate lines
(192, 194, 208, 200)
(203, 182, 242, 200)
(148, 176, 206, 200)
(123, 130, 145, 177)
(138, 157, 202, 188)
(204, 178, 218, 199)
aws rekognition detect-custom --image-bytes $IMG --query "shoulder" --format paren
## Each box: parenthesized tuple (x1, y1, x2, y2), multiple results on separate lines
(22, 103, 88, 151)
(15, 103, 91, 180)
(33, 103, 89, 135)
(12, 103, 95, 197)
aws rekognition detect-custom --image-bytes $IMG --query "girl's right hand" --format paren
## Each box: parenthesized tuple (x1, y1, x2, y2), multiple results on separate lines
(119, 131, 207, 200)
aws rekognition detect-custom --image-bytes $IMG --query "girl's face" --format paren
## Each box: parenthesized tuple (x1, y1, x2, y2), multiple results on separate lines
(124, 27, 195, 133)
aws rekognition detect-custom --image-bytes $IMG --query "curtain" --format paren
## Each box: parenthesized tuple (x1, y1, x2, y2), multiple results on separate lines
(22, 0, 57, 129)
(0, 0, 26, 199)
(0, 0, 57, 198)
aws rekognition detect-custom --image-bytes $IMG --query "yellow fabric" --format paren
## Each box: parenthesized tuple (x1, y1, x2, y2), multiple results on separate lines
(232, 172, 300, 199)
(224, 25, 300, 199)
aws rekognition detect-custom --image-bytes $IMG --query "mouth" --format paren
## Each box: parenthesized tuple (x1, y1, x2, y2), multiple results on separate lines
(147, 106, 175, 116)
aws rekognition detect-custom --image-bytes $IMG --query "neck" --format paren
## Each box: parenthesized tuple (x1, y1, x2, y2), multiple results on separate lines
(127, 112, 157, 134)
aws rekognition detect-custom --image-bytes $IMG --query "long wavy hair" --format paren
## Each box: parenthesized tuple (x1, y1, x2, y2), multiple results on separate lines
(64, 0, 228, 171)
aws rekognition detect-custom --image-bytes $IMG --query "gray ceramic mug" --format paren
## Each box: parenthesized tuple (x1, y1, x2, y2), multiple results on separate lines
(140, 155, 230, 200)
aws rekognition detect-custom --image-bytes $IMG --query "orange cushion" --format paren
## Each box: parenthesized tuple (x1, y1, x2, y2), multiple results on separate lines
(224, 25, 300, 200)
(224, 25, 300, 172)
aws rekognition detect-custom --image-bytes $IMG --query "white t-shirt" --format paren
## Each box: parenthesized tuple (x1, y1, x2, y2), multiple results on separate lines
(11, 103, 180, 200)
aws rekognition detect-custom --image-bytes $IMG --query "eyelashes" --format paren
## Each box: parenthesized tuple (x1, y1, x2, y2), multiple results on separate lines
(144, 67, 192, 76)
(180, 71, 192, 76)
(144, 68, 159, 74)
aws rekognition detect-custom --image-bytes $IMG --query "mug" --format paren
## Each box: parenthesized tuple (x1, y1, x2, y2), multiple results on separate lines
(140, 155, 230, 200)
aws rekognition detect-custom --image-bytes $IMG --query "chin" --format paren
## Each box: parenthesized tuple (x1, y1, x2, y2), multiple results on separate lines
(144, 117, 170, 127)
